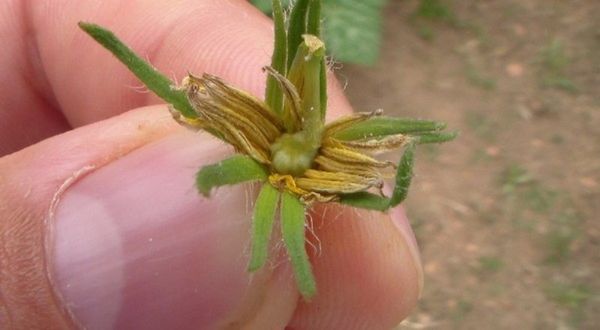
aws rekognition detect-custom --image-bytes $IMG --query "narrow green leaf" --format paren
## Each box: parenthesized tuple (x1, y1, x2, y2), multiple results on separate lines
(389, 142, 416, 207)
(417, 131, 459, 144)
(286, 0, 310, 69)
(196, 155, 268, 197)
(265, 0, 287, 115)
(333, 116, 447, 141)
(248, 184, 280, 272)
(281, 192, 316, 299)
(78, 22, 197, 118)
(339, 192, 390, 211)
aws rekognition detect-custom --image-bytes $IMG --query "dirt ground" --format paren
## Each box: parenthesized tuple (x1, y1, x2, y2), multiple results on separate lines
(338, 0, 599, 329)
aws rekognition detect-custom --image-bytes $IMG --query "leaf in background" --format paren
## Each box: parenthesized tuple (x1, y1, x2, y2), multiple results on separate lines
(196, 155, 268, 197)
(251, 0, 388, 66)
(322, 0, 388, 65)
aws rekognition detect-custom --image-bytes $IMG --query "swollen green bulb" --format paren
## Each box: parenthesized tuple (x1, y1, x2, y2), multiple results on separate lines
(270, 132, 319, 176)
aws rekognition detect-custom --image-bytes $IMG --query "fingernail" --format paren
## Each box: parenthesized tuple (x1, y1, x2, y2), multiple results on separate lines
(48, 133, 256, 329)
(390, 206, 424, 298)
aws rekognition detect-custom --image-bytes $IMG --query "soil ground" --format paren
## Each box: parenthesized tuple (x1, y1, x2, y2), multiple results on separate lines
(339, 0, 599, 328)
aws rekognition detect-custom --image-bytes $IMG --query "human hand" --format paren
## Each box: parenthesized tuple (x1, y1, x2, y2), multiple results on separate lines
(0, 0, 422, 328)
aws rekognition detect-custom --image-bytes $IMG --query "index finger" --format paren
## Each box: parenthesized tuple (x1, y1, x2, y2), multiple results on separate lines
(28, 0, 351, 125)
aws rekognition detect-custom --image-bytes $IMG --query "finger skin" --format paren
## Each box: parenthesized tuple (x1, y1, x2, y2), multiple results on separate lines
(290, 205, 421, 329)
(0, 0, 69, 155)
(0, 107, 176, 329)
(27, 0, 351, 126)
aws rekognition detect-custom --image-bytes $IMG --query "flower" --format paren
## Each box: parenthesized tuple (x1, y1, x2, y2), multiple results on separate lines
(79, 0, 454, 300)
(172, 69, 411, 204)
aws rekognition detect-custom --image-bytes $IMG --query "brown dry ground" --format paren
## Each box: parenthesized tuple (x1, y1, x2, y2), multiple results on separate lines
(339, 0, 599, 329)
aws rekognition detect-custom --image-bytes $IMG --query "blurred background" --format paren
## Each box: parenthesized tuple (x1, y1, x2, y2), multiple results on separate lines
(254, 0, 599, 328)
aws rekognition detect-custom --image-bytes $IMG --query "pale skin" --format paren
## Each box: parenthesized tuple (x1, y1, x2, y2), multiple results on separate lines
(0, 0, 422, 329)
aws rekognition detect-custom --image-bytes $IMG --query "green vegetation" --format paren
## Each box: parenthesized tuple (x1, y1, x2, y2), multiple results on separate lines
(465, 61, 496, 90)
(538, 39, 578, 92)
(545, 281, 592, 326)
(452, 299, 474, 322)
(545, 210, 581, 264)
(498, 165, 582, 265)
(499, 164, 532, 194)
(478, 256, 504, 273)
(546, 282, 591, 308)
(465, 111, 497, 142)
(411, 0, 460, 41)
(415, 0, 457, 23)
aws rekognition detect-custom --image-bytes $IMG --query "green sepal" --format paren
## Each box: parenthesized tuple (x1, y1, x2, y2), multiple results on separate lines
(339, 191, 390, 211)
(389, 142, 416, 207)
(265, 0, 287, 115)
(281, 192, 316, 299)
(416, 131, 459, 144)
(248, 184, 280, 272)
(196, 155, 268, 197)
(332, 117, 447, 141)
(78, 22, 197, 118)
(339, 142, 417, 211)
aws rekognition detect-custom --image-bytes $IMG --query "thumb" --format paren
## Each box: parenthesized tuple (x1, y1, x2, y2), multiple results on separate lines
(0, 106, 297, 329)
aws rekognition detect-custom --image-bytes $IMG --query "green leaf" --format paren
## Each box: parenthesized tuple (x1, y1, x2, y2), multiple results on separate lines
(322, 0, 388, 65)
(339, 191, 390, 211)
(281, 192, 316, 299)
(265, 0, 287, 115)
(417, 131, 459, 144)
(286, 0, 310, 69)
(248, 184, 280, 271)
(332, 116, 447, 141)
(78, 22, 197, 118)
(389, 142, 416, 207)
(196, 155, 268, 197)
